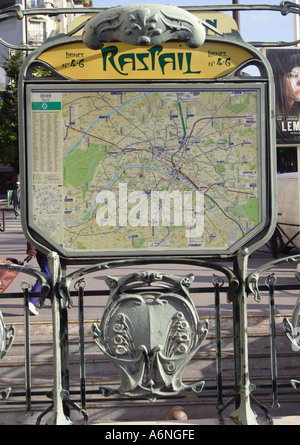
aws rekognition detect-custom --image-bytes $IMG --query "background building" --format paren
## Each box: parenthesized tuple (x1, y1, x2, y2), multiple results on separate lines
(0, 0, 85, 88)
(0, 0, 88, 196)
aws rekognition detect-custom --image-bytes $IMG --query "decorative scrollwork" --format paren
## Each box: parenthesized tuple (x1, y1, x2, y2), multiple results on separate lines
(283, 285, 300, 393)
(91, 271, 208, 399)
(0, 310, 15, 400)
(0, 311, 14, 360)
(283, 266, 300, 351)
(111, 313, 136, 357)
(282, 265, 300, 396)
(82, 4, 206, 50)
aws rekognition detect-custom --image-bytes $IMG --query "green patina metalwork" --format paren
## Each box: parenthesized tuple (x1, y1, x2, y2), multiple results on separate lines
(2, 2, 299, 425)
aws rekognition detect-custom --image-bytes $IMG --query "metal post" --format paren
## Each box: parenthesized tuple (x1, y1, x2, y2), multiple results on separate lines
(232, 0, 240, 30)
(59, 262, 71, 420)
(266, 274, 280, 408)
(22, 282, 32, 413)
(213, 275, 224, 411)
(75, 278, 87, 411)
(294, 0, 299, 44)
(46, 252, 72, 425)
(230, 248, 258, 425)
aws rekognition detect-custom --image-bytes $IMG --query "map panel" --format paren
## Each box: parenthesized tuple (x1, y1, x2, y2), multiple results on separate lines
(28, 86, 263, 255)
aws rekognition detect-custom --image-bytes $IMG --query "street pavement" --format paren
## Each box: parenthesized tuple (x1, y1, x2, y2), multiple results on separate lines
(0, 199, 300, 324)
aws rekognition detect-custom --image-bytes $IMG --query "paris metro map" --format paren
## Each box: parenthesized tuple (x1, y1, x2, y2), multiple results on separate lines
(27, 85, 263, 255)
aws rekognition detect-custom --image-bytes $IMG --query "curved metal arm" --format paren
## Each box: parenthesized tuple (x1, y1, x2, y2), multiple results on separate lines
(0, 262, 50, 304)
(58, 257, 239, 308)
(250, 38, 300, 47)
(247, 253, 300, 302)
(2, 3, 300, 51)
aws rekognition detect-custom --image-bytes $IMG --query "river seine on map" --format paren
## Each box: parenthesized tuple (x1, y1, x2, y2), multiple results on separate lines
(29, 86, 262, 255)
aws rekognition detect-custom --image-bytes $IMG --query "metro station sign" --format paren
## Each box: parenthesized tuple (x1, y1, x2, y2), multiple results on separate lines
(37, 41, 253, 80)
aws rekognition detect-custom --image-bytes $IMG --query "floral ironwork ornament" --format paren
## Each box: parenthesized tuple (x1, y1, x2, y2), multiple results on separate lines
(92, 271, 208, 399)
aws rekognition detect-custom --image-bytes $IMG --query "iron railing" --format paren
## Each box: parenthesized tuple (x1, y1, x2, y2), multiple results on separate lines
(1, 253, 300, 424)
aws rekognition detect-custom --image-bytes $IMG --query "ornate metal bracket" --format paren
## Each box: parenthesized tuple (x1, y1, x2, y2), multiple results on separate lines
(283, 263, 300, 349)
(0, 310, 15, 400)
(0, 311, 14, 361)
(82, 4, 206, 49)
(247, 254, 300, 302)
(0, 261, 50, 307)
(282, 265, 300, 394)
(91, 271, 208, 400)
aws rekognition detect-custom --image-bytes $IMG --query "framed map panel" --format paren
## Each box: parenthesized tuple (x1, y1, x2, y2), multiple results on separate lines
(25, 83, 266, 258)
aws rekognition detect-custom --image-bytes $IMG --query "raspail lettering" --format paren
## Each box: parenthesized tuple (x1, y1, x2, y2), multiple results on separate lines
(95, 183, 204, 238)
(101, 44, 201, 76)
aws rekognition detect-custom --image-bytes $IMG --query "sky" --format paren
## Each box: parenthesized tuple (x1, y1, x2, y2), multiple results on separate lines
(90, 0, 298, 45)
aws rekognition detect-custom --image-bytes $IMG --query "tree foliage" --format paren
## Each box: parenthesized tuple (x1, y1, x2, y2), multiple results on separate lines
(0, 51, 24, 172)
(0, 50, 57, 172)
